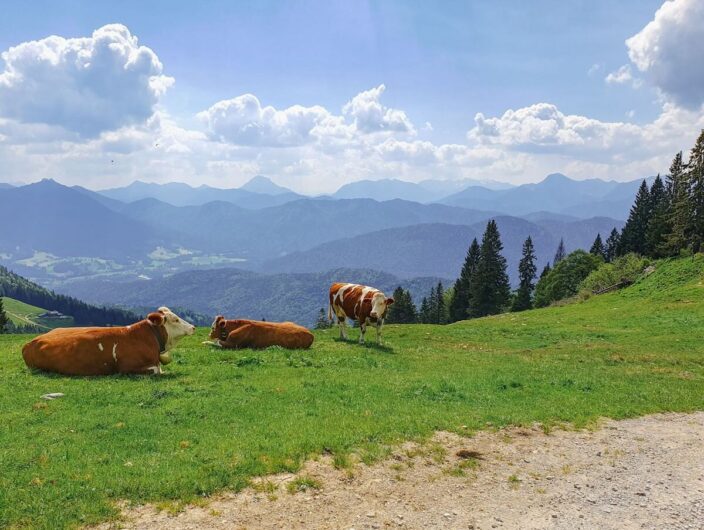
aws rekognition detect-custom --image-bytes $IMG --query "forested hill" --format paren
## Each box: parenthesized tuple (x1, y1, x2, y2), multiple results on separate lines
(0, 266, 137, 326)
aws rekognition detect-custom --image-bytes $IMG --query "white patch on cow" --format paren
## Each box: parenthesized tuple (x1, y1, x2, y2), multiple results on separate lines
(98, 342, 104, 352)
(126, 325, 131, 330)
(148, 365, 159, 374)
(356, 287, 376, 318)
(157, 306, 196, 350)
(112, 343, 118, 363)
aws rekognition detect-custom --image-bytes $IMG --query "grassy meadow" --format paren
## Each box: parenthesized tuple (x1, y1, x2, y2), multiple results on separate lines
(1, 257, 703, 529)
(1, 296, 75, 329)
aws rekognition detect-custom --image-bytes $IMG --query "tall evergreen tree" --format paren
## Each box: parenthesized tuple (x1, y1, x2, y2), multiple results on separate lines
(434, 281, 446, 324)
(553, 239, 566, 265)
(663, 151, 690, 255)
(589, 233, 607, 261)
(511, 236, 537, 312)
(539, 262, 551, 279)
(688, 130, 704, 253)
(419, 296, 430, 324)
(386, 287, 417, 324)
(0, 298, 8, 334)
(605, 228, 620, 262)
(314, 308, 331, 329)
(469, 220, 510, 317)
(645, 175, 671, 257)
(618, 180, 651, 256)
(449, 238, 480, 322)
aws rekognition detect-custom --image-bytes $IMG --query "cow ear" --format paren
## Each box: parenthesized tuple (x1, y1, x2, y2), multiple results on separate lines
(218, 320, 227, 328)
(147, 312, 165, 326)
(215, 315, 224, 322)
(386, 297, 395, 305)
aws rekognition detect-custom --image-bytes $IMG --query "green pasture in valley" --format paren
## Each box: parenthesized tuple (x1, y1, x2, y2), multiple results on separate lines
(1, 257, 703, 529)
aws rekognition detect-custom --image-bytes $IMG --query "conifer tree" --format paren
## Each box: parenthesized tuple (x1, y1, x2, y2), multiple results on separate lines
(688, 130, 704, 253)
(314, 308, 331, 329)
(449, 238, 480, 322)
(434, 281, 446, 324)
(618, 180, 651, 256)
(664, 151, 690, 255)
(386, 287, 417, 324)
(511, 236, 537, 312)
(0, 298, 8, 334)
(553, 238, 566, 265)
(419, 296, 430, 324)
(589, 233, 607, 261)
(605, 228, 620, 262)
(539, 262, 551, 279)
(469, 220, 510, 317)
(645, 175, 671, 257)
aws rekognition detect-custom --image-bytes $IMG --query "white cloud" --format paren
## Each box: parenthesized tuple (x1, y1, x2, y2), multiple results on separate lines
(197, 94, 335, 147)
(605, 65, 633, 85)
(626, 0, 704, 108)
(0, 24, 173, 137)
(587, 63, 601, 76)
(342, 84, 414, 134)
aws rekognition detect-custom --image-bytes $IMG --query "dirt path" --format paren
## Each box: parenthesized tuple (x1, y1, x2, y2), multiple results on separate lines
(102, 412, 704, 529)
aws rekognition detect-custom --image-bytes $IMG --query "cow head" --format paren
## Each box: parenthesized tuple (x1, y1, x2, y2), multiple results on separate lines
(155, 307, 195, 354)
(209, 315, 226, 340)
(370, 292, 394, 319)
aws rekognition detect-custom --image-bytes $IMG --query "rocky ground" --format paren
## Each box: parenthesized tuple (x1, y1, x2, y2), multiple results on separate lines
(99, 412, 704, 529)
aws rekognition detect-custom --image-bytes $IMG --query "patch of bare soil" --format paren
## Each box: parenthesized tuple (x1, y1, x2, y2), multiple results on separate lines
(100, 412, 704, 529)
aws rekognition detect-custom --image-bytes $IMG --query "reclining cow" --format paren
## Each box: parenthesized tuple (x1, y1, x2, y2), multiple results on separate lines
(206, 316, 314, 349)
(328, 283, 394, 344)
(22, 307, 195, 376)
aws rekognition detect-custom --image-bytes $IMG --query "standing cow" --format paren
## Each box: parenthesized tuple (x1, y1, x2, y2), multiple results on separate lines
(328, 283, 394, 344)
(22, 307, 195, 376)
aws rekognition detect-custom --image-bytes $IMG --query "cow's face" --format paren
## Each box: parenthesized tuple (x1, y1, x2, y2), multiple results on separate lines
(209, 315, 225, 339)
(157, 307, 195, 349)
(370, 292, 394, 319)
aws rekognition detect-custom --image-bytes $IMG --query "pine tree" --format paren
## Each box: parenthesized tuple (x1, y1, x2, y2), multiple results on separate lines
(386, 287, 417, 324)
(688, 130, 704, 253)
(553, 239, 566, 265)
(645, 175, 671, 257)
(589, 233, 607, 261)
(511, 236, 537, 312)
(449, 238, 480, 322)
(540, 262, 551, 279)
(469, 220, 510, 317)
(419, 297, 430, 324)
(618, 180, 651, 256)
(664, 151, 691, 255)
(314, 308, 331, 329)
(0, 298, 8, 334)
(434, 281, 446, 324)
(605, 228, 620, 262)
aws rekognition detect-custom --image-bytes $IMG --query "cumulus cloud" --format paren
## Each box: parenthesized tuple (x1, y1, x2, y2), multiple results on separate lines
(626, 0, 704, 108)
(0, 24, 173, 137)
(470, 103, 644, 159)
(197, 94, 335, 147)
(342, 85, 414, 134)
(605, 65, 633, 84)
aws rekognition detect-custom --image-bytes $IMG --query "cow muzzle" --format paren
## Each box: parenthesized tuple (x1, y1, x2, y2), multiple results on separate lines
(370, 312, 378, 319)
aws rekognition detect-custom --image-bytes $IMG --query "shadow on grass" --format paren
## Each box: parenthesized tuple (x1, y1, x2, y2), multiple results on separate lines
(28, 368, 183, 381)
(332, 337, 395, 353)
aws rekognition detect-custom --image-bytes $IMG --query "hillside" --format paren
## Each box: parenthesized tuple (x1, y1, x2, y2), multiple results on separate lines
(1, 296, 74, 330)
(58, 268, 446, 326)
(2, 256, 702, 529)
(0, 266, 137, 326)
(263, 216, 623, 280)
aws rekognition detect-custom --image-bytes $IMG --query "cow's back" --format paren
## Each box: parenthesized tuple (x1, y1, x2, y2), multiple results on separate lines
(226, 320, 314, 349)
(330, 283, 376, 321)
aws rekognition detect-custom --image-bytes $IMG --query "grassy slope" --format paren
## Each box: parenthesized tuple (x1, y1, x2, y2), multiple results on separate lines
(1, 257, 703, 529)
(1, 296, 75, 329)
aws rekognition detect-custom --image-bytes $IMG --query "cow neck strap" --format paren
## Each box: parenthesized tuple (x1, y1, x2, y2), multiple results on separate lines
(149, 324, 167, 354)
(220, 325, 228, 341)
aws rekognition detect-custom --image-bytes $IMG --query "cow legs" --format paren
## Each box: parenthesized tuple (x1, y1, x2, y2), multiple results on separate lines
(337, 316, 348, 340)
(376, 320, 382, 344)
(359, 320, 366, 344)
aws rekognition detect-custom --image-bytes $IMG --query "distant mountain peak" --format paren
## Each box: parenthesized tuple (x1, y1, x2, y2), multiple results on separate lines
(542, 173, 570, 183)
(240, 175, 293, 195)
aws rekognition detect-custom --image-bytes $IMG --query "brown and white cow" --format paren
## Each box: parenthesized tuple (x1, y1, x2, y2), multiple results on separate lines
(206, 316, 314, 349)
(22, 307, 195, 376)
(328, 283, 394, 344)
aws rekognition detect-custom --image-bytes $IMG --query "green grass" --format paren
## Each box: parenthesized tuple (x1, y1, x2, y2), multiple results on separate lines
(1, 296, 75, 329)
(1, 256, 704, 529)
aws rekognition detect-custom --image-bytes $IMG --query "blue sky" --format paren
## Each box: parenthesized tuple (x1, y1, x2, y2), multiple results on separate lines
(0, 0, 702, 192)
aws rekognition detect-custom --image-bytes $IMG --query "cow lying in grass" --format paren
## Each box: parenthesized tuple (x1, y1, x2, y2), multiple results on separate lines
(206, 316, 314, 349)
(22, 307, 195, 376)
(328, 282, 394, 344)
